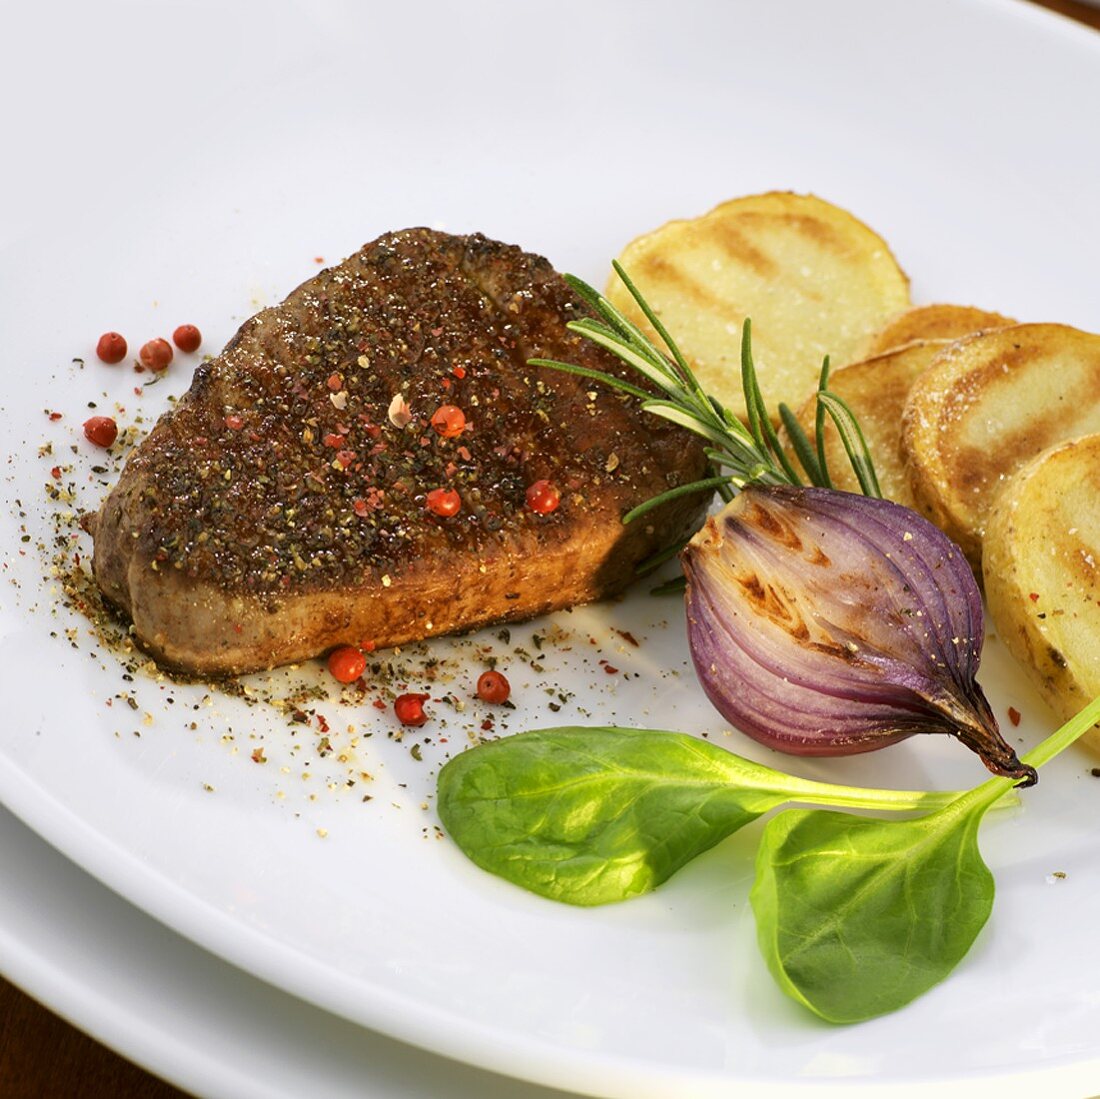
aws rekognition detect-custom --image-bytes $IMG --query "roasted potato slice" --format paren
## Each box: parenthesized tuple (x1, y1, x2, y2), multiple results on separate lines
(791, 340, 949, 508)
(983, 434, 1100, 745)
(902, 323, 1100, 570)
(606, 192, 911, 421)
(863, 303, 1016, 357)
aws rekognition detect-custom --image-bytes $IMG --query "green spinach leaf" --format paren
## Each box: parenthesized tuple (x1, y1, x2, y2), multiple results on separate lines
(751, 804, 993, 1023)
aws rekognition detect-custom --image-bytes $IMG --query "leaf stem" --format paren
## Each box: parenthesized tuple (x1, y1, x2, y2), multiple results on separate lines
(1021, 694, 1100, 769)
(953, 695, 1100, 816)
(764, 772, 969, 814)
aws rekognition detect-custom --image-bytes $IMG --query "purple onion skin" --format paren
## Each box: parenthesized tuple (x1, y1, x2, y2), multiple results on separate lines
(683, 485, 1035, 784)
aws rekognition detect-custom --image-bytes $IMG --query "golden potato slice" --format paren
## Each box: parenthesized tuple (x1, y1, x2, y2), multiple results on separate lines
(902, 323, 1100, 570)
(863, 303, 1016, 357)
(791, 340, 949, 508)
(606, 192, 911, 421)
(983, 434, 1100, 746)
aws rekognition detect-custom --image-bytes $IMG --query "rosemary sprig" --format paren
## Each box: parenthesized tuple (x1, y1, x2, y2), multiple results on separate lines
(530, 262, 882, 512)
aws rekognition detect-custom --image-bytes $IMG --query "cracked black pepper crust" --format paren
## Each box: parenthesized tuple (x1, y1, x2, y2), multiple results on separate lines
(91, 229, 708, 675)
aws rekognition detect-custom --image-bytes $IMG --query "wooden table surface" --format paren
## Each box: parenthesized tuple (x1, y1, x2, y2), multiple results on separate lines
(3, 2, 1097, 1097)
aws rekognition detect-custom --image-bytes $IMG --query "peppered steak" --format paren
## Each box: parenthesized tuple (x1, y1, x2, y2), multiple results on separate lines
(92, 229, 708, 675)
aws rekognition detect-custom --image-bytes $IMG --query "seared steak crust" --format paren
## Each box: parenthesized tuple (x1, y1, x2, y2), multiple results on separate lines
(92, 229, 707, 675)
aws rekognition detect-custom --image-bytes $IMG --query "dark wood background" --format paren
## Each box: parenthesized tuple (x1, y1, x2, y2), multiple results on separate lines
(2, 2, 1097, 1095)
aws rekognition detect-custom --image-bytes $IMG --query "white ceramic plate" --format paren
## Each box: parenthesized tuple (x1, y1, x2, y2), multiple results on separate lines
(3, 1, 1100, 1095)
(0, 801, 576, 1099)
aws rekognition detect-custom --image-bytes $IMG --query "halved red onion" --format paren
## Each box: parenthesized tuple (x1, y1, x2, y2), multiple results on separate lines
(683, 485, 1035, 783)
